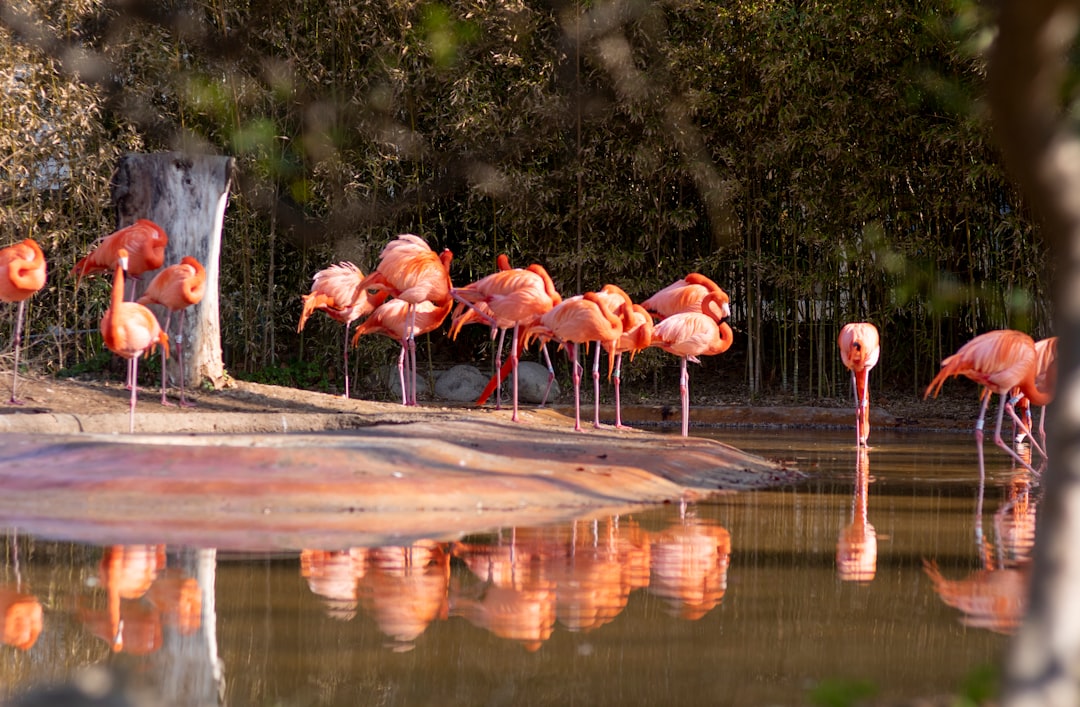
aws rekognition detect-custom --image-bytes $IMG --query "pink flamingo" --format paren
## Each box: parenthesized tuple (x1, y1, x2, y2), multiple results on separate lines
(0, 238, 46, 404)
(649, 292, 734, 437)
(357, 235, 452, 406)
(137, 257, 206, 407)
(838, 322, 881, 447)
(297, 261, 388, 399)
(101, 249, 169, 433)
(924, 329, 1051, 480)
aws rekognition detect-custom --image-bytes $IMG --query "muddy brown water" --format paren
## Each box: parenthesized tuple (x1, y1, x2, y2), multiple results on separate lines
(0, 426, 1035, 706)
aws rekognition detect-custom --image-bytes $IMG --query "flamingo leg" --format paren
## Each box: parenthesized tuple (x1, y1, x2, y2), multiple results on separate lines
(539, 344, 555, 407)
(8, 300, 25, 405)
(396, 342, 408, 406)
(160, 311, 174, 406)
(679, 355, 690, 437)
(176, 309, 195, 408)
(407, 306, 418, 406)
(342, 320, 351, 400)
(128, 357, 138, 434)
(570, 343, 582, 432)
(990, 396, 1039, 475)
(509, 325, 520, 422)
(494, 328, 507, 410)
(592, 343, 602, 429)
(850, 370, 860, 447)
(613, 352, 629, 430)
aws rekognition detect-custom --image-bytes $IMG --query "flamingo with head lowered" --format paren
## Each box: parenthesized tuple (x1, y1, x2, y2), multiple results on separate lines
(838, 322, 881, 447)
(0, 238, 46, 404)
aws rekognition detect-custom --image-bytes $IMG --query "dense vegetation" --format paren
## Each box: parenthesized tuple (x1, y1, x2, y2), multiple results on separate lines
(0, 0, 1050, 403)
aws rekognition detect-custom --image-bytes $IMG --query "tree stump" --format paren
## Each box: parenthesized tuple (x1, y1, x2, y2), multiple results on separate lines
(110, 152, 236, 391)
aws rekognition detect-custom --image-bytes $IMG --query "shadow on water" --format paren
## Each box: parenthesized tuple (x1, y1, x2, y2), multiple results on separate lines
(0, 429, 1037, 706)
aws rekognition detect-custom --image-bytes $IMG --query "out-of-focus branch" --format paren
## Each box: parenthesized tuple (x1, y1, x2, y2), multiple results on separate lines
(988, 1, 1080, 705)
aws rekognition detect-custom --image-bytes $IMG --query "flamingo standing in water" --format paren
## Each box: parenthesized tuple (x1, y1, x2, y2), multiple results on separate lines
(101, 249, 169, 433)
(137, 257, 206, 407)
(357, 235, 452, 406)
(352, 298, 453, 405)
(72, 219, 168, 288)
(924, 329, 1050, 480)
(298, 262, 388, 399)
(592, 284, 652, 429)
(1014, 335, 1057, 451)
(838, 322, 881, 447)
(451, 256, 562, 421)
(0, 238, 46, 404)
(650, 291, 734, 437)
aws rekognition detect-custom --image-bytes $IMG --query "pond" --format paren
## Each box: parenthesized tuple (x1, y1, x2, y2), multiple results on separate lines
(0, 427, 1035, 706)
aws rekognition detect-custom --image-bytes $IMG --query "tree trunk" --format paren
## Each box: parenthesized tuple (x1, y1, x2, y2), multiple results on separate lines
(988, 0, 1080, 705)
(110, 152, 236, 391)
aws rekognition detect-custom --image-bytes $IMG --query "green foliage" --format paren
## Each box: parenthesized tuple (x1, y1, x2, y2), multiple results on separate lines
(807, 678, 878, 707)
(0, 0, 1051, 402)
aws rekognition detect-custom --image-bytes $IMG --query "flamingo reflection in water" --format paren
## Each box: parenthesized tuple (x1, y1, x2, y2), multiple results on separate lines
(0, 533, 42, 651)
(300, 548, 366, 621)
(836, 448, 877, 583)
(923, 447, 1036, 634)
(450, 529, 557, 652)
(78, 545, 201, 654)
(358, 542, 450, 652)
(648, 510, 732, 620)
(550, 518, 650, 633)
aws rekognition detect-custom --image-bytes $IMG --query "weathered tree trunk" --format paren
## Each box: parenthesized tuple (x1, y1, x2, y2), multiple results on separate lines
(988, 0, 1080, 705)
(110, 152, 236, 391)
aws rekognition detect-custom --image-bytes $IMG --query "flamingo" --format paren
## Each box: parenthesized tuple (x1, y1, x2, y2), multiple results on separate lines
(0, 238, 46, 404)
(137, 257, 206, 407)
(592, 284, 652, 429)
(522, 291, 635, 432)
(72, 219, 168, 286)
(924, 329, 1050, 480)
(101, 249, 170, 433)
(649, 291, 734, 437)
(642, 272, 729, 319)
(357, 235, 453, 406)
(297, 262, 388, 399)
(450, 256, 562, 421)
(838, 322, 881, 447)
(1014, 335, 1056, 450)
(352, 298, 453, 405)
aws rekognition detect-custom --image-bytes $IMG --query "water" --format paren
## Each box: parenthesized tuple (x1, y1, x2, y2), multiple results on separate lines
(0, 428, 1036, 706)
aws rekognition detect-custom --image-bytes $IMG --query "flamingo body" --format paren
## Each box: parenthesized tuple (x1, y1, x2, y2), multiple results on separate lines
(642, 273, 729, 319)
(73, 219, 168, 281)
(298, 261, 388, 399)
(102, 250, 169, 433)
(650, 292, 733, 437)
(838, 322, 880, 446)
(924, 329, 1050, 478)
(138, 257, 206, 407)
(0, 238, 46, 404)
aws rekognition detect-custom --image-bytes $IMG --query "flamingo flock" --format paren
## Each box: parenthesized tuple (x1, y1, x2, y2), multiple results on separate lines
(0, 227, 1062, 452)
(299, 234, 735, 436)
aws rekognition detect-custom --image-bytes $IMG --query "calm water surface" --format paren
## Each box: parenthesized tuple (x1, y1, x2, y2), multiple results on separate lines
(0, 428, 1037, 706)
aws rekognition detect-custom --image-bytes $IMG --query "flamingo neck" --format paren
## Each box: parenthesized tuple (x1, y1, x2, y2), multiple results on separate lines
(1017, 370, 1052, 407)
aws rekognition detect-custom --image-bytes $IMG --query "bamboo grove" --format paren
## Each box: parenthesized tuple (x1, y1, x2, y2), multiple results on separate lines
(0, 0, 1052, 403)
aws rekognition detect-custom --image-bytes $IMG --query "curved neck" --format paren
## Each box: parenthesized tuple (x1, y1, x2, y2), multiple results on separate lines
(1018, 369, 1053, 407)
(701, 291, 729, 322)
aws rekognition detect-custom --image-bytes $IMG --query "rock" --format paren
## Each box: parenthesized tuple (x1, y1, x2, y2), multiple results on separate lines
(517, 360, 558, 404)
(380, 365, 428, 401)
(434, 365, 488, 402)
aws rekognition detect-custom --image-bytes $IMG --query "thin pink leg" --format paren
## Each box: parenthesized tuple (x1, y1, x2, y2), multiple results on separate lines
(614, 352, 632, 430)
(510, 325, 520, 422)
(128, 357, 138, 434)
(396, 343, 407, 406)
(8, 301, 25, 405)
(679, 356, 690, 437)
(539, 344, 555, 407)
(494, 328, 506, 410)
(342, 320, 351, 400)
(570, 344, 582, 432)
(160, 311, 174, 406)
(993, 397, 1040, 475)
(175, 309, 195, 408)
(592, 344, 602, 429)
